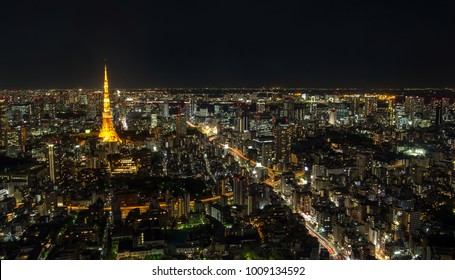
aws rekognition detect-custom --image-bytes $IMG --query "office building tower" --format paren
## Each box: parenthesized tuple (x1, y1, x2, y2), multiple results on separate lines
(176, 114, 187, 137)
(435, 106, 443, 127)
(350, 96, 360, 115)
(329, 108, 336, 125)
(253, 136, 274, 167)
(48, 144, 61, 185)
(20, 125, 26, 153)
(233, 175, 247, 206)
(184, 98, 196, 118)
(275, 122, 292, 165)
(150, 113, 158, 129)
(160, 103, 169, 118)
(6, 127, 20, 158)
(282, 97, 295, 121)
(404, 96, 424, 124)
(256, 99, 266, 113)
(364, 95, 378, 117)
(0, 99, 7, 152)
(236, 102, 250, 133)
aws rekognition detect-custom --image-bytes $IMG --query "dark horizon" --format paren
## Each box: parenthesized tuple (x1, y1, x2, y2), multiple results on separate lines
(1, 0, 455, 89)
(2, 86, 455, 91)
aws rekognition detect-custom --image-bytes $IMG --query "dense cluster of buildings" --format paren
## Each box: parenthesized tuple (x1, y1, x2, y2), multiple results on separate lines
(0, 68, 454, 259)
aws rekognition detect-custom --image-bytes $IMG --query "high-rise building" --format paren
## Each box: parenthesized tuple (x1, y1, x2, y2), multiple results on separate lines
(364, 95, 378, 117)
(6, 127, 20, 158)
(183, 192, 191, 217)
(435, 106, 443, 127)
(433, 98, 449, 126)
(184, 99, 191, 118)
(275, 122, 292, 165)
(111, 196, 122, 224)
(404, 96, 424, 124)
(160, 103, 169, 118)
(256, 99, 266, 113)
(233, 175, 247, 206)
(176, 114, 187, 137)
(280, 172, 295, 197)
(236, 102, 249, 133)
(177, 197, 185, 217)
(253, 113, 273, 137)
(218, 178, 227, 196)
(350, 95, 360, 116)
(441, 98, 450, 121)
(329, 108, 336, 125)
(150, 113, 158, 129)
(99, 64, 122, 143)
(20, 125, 26, 153)
(48, 144, 61, 185)
(253, 136, 274, 167)
(388, 98, 395, 126)
(0, 99, 7, 153)
(282, 97, 295, 121)
(356, 153, 371, 180)
(11, 104, 31, 125)
(404, 211, 421, 235)
(184, 98, 195, 118)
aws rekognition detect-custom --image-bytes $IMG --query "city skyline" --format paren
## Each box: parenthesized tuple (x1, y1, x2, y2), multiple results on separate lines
(1, 0, 455, 88)
(1, 0, 455, 262)
(1, 79, 454, 260)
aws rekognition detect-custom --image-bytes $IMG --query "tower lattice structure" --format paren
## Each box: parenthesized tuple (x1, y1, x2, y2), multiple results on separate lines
(99, 64, 122, 143)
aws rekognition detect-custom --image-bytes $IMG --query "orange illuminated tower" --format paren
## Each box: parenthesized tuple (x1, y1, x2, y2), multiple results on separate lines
(99, 64, 122, 143)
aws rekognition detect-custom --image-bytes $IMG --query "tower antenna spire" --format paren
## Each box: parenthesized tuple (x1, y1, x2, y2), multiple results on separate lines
(104, 58, 108, 83)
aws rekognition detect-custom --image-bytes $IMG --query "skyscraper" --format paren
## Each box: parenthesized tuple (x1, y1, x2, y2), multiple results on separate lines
(176, 114, 187, 137)
(435, 106, 443, 127)
(253, 136, 274, 167)
(433, 98, 447, 127)
(48, 144, 61, 185)
(256, 99, 265, 113)
(160, 103, 169, 118)
(20, 125, 26, 153)
(282, 96, 295, 121)
(233, 175, 247, 206)
(329, 108, 336, 125)
(0, 99, 7, 153)
(184, 98, 195, 118)
(404, 96, 424, 124)
(388, 97, 395, 126)
(364, 95, 378, 117)
(6, 127, 20, 158)
(236, 102, 249, 133)
(350, 95, 360, 116)
(275, 122, 292, 166)
(99, 64, 122, 143)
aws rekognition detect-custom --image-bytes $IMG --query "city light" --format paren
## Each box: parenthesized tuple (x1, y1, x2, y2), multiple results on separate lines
(0, 69, 453, 263)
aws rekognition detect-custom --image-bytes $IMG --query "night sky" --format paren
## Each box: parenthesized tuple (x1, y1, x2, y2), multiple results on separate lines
(1, 0, 455, 89)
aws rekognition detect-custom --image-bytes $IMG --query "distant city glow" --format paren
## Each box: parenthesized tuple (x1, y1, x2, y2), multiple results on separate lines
(1, 78, 453, 262)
